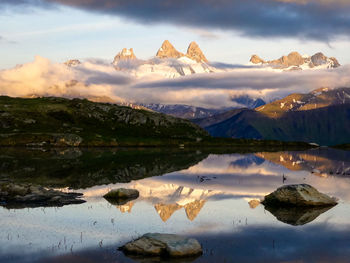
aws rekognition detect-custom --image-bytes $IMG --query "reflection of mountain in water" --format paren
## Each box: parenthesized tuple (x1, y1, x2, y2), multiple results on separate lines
(257, 148, 350, 177)
(136, 183, 216, 222)
(117, 202, 134, 213)
(155, 203, 183, 222)
(230, 155, 265, 168)
(154, 200, 206, 222)
(107, 182, 225, 222)
(264, 205, 335, 226)
(0, 148, 208, 189)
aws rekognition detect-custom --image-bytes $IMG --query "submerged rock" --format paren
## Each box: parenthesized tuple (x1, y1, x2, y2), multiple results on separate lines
(121, 233, 202, 258)
(264, 205, 334, 226)
(0, 181, 85, 208)
(103, 188, 139, 205)
(262, 184, 337, 207)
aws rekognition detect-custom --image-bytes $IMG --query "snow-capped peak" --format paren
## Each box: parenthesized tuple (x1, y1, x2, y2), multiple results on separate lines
(250, 51, 341, 71)
(113, 48, 137, 64)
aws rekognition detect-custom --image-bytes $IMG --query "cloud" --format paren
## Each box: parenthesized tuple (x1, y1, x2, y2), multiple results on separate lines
(0, 56, 132, 103)
(0, 36, 17, 45)
(2, 0, 350, 41)
(132, 66, 350, 99)
(1, 56, 350, 109)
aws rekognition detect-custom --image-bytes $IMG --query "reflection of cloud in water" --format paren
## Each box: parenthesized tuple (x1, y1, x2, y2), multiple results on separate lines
(184, 154, 284, 176)
(88, 182, 230, 222)
(257, 148, 350, 177)
(2, 149, 350, 263)
(155, 152, 350, 202)
(79, 149, 350, 227)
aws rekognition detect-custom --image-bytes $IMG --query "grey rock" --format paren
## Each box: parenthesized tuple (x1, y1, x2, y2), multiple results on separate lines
(262, 184, 337, 207)
(0, 181, 85, 209)
(121, 233, 202, 258)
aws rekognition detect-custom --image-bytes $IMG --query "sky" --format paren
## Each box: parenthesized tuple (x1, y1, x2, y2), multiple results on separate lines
(0, 0, 350, 108)
(1, 0, 350, 69)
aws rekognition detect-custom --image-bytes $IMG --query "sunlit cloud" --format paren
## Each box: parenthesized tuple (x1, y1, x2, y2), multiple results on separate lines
(1, 56, 350, 108)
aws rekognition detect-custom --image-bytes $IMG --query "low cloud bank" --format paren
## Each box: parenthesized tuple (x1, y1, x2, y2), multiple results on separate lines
(0, 56, 349, 108)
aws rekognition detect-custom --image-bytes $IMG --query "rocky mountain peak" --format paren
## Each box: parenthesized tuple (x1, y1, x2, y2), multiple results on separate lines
(311, 52, 340, 68)
(277, 51, 304, 67)
(113, 48, 137, 64)
(64, 59, 81, 67)
(250, 51, 340, 70)
(329, 57, 341, 68)
(156, 40, 184, 59)
(186, 41, 208, 63)
(250, 55, 265, 64)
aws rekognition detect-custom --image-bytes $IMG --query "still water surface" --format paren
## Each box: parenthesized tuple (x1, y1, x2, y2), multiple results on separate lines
(1, 148, 350, 262)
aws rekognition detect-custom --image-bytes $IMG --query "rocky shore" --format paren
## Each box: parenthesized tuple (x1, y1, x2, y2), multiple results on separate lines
(0, 180, 85, 208)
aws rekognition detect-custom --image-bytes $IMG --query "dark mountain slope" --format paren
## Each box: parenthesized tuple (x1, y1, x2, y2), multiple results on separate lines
(206, 104, 350, 146)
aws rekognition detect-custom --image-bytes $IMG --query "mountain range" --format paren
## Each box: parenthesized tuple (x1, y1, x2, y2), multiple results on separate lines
(194, 87, 350, 146)
(250, 52, 340, 71)
(61, 42, 349, 146)
(111, 40, 215, 78)
(67, 40, 340, 79)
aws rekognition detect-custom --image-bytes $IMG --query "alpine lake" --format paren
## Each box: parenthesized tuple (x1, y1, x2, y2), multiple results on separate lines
(1, 146, 350, 263)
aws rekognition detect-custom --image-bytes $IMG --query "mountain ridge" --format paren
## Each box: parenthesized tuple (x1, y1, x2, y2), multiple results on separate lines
(250, 51, 340, 70)
(196, 87, 350, 146)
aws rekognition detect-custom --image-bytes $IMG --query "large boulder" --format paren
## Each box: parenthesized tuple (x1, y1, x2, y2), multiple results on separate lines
(262, 184, 337, 207)
(121, 233, 202, 258)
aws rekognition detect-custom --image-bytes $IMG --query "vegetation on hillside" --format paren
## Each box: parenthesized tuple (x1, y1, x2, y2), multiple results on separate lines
(0, 96, 312, 148)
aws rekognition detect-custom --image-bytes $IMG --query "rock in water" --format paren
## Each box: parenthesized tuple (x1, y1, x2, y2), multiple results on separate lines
(0, 181, 85, 208)
(121, 233, 202, 258)
(103, 188, 139, 204)
(262, 184, 337, 207)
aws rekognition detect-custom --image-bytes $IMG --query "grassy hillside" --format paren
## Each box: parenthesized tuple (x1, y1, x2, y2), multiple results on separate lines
(0, 96, 314, 148)
(0, 96, 209, 147)
(256, 87, 350, 118)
